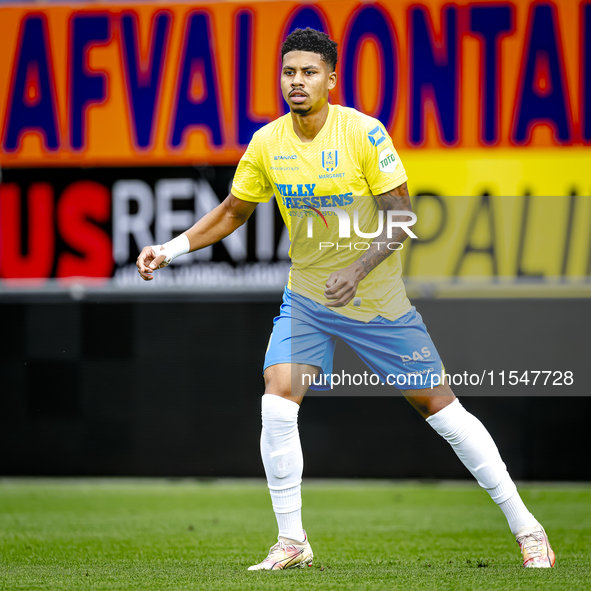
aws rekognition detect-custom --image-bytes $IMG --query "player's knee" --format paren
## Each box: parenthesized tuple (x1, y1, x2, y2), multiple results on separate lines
(425, 396, 456, 417)
(406, 392, 456, 418)
(263, 370, 292, 398)
(263, 385, 293, 399)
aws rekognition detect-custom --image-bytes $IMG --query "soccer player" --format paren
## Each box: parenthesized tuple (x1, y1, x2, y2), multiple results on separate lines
(136, 28, 555, 570)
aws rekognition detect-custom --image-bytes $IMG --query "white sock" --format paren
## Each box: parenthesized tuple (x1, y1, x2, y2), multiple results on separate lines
(499, 497, 538, 535)
(260, 394, 305, 542)
(426, 399, 537, 535)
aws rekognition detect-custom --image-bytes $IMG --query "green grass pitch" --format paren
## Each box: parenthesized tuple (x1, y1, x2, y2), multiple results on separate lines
(1, 479, 590, 590)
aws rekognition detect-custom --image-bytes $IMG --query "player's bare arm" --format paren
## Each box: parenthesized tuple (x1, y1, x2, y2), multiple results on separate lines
(136, 194, 257, 281)
(324, 182, 411, 307)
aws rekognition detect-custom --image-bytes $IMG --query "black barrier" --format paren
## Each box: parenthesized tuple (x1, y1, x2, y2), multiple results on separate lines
(1, 299, 590, 479)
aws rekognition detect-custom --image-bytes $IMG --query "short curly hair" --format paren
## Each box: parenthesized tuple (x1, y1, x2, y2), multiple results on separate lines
(281, 28, 338, 72)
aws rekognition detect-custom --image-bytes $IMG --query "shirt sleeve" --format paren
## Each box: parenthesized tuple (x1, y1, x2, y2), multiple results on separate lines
(361, 120, 408, 196)
(231, 134, 274, 203)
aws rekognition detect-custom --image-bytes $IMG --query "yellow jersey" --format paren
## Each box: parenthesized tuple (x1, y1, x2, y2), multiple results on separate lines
(232, 103, 411, 322)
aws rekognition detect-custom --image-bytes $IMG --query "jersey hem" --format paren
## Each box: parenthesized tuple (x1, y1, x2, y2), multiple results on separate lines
(287, 285, 413, 324)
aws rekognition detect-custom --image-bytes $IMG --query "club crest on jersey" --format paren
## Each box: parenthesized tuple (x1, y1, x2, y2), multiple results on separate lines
(321, 150, 339, 172)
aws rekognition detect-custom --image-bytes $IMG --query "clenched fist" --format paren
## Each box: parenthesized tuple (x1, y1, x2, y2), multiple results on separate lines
(136, 245, 167, 281)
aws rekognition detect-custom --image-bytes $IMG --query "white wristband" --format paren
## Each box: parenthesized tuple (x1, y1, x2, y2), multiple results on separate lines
(151, 234, 191, 266)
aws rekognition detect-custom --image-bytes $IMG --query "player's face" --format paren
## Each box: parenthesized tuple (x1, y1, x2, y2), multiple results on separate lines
(281, 51, 337, 116)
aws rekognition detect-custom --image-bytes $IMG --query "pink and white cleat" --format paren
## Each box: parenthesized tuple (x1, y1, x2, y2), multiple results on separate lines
(516, 524, 556, 568)
(248, 531, 313, 570)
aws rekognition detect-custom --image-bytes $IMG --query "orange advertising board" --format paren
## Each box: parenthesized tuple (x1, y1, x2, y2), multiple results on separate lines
(0, 0, 589, 167)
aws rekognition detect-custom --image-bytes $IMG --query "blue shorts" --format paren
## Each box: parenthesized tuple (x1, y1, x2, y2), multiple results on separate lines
(264, 288, 444, 391)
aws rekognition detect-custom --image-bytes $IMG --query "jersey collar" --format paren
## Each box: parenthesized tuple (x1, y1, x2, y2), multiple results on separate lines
(286, 103, 335, 145)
